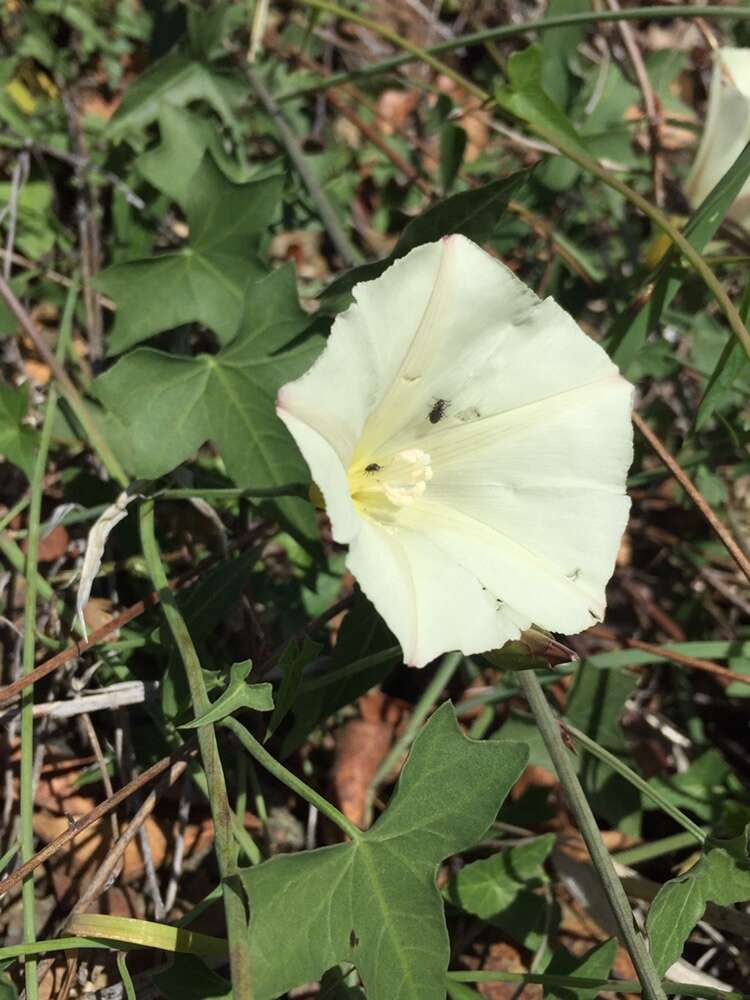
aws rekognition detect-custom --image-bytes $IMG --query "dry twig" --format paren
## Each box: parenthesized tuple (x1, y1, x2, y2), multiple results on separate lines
(0, 742, 197, 898)
(633, 411, 750, 585)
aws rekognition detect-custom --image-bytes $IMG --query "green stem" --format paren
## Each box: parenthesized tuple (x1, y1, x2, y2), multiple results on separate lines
(0, 492, 31, 533)
(372, 651, 463, 788)
(613, 830, 703, 868)
(0, 535, 55, 603)
(244, 64, 362, 267)
(448, 970, 749, 999)
(18, 283, 77, 999)
(159, 484, 307, 501)
(0, 938, 132, 963)
(138, 500, 253, 997)
(288, 0, 750, 364)
(517, 670, 666, 1000)
(116, 952, 137, 1000)
(561, 720, 706, 845)
(279, 6, 750, 102)
(223, 716, 362, 842)
(0, 841, 19, 876)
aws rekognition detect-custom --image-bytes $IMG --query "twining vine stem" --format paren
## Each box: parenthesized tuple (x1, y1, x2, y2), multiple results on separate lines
(517, 669, 667, 1000)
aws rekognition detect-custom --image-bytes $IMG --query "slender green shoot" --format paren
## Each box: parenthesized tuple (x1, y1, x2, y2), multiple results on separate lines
(223, 716, 362, 842)
(19, 280, 77, 999)
(517, 670, 667, 1000)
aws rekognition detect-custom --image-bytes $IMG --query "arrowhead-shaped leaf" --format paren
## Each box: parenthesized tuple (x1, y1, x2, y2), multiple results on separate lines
(107, 50, 245, 142)
(181, 660, 273, 728)
(137, 105, 246, 207)
(647, 846, 750, 975)
(543, 938, 618, 999)
(240, 703, 528, 999)
(98, 155, 283, 354)
(494, 45, 590, 160)
(92, 266, 321, 525)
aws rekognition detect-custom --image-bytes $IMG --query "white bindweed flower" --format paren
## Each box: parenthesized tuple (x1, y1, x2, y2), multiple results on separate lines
(277, 236, 633, 668)
(685, 47, 750, 227)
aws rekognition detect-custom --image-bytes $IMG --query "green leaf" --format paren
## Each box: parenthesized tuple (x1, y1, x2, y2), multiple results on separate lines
(444, 833, 555, 951)
(176, 551, 259, 642)
(181, 660, 273, 728)
(279, 594, 400, 757)
(107, 50, 245, 142)
(0, 179, 57, 258)
(494, 45, 590, 160)
(92, 268, 320, 522)
(240, 703, 528, 1000)
(694, 282, 750, 430)
(320, 171, 531, 310)
(609, 141, 750, 373)
(543, 938, 617, 1000)
(0, 382, 37, 479)
(438, 123, 466, 194)
(187, 2, 245, 61)
(541, 0, 591, 109)
(137, 105, 244, 206)
(445, 834, 554, 919)
(98, 155, 283, 354)
(0, 970, 18, 1000)
(319, 969, 366, 999)
(151, 955, 230, 1000)
(565, 662, 641, 835)
(645, 749, 729, 822)
(265, 636, 321, 741)
(647, 847, 750, 975)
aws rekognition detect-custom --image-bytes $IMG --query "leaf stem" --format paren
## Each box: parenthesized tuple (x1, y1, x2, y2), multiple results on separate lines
(223, 716, 362, 842)
(159, 484, 308, 501)
(243, 63, 362, 268)
(561, 720, 705, 844)
(613, 830, 702, 868)
(138, 500, 253, 997)
(517, 670, 667, 1000)
(278, 6, 750, 102)
(19, 282, 76, 999)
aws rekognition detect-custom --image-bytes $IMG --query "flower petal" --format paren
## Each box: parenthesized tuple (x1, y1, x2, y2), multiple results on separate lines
(274, 408, 360, 544)
(347, 518, 530, 668)
(685, 48, 750, 226)
(277, 241, 449, 467)
(396, 379, 632, 631)
(278, 235, 633, 666)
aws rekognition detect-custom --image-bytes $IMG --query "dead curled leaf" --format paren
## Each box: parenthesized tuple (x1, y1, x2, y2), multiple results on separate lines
(76, 490, 138, 638)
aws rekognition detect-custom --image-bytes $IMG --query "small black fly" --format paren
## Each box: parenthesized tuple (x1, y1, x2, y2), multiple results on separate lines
(365, 463, 381, 473)
(428, 398, 448, 424)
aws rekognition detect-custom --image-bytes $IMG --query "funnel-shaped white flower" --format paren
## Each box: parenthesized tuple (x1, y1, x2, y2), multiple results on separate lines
(686, 48, 750, 227)
(277, 236, 633, 667)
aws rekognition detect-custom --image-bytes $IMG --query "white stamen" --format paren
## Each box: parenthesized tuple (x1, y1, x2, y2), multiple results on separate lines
(381, 448, 433, 507)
